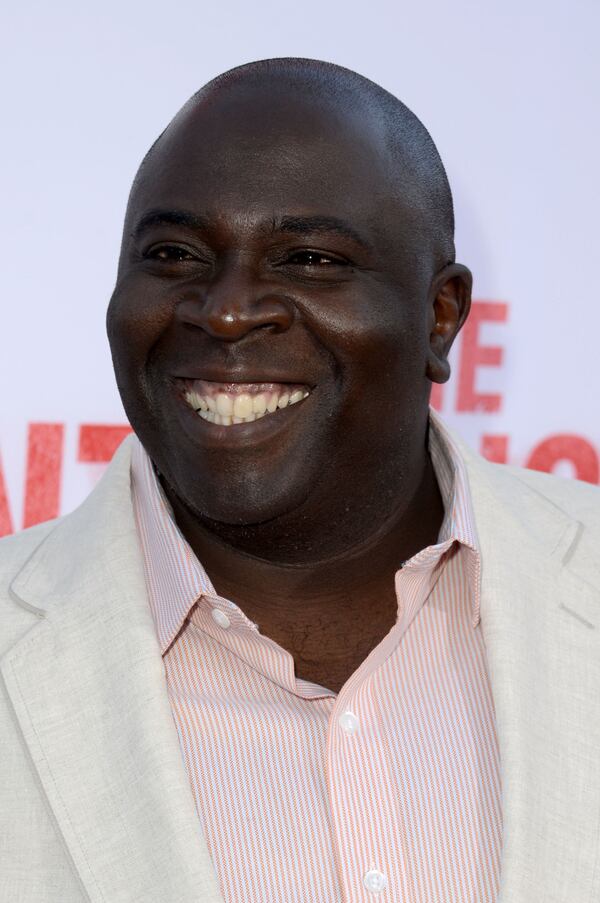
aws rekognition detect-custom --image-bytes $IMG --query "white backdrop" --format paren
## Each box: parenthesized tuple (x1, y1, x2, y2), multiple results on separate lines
(1, 0, 598, 536)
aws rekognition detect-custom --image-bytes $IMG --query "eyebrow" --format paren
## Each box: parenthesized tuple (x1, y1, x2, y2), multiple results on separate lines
(132, 208, 373, 252)
(132, 209, 212, 239)
(274, 215, 374, 252)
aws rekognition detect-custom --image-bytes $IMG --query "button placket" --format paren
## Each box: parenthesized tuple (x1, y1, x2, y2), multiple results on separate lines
(329, 694, 397, 901)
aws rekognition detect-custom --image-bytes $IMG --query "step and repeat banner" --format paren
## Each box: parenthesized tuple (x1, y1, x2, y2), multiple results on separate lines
(1, 0, 598, 537)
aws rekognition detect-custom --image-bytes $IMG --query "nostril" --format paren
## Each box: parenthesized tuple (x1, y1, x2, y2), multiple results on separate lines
(177, 292, 294, 339)
(259, 318, 290, 334)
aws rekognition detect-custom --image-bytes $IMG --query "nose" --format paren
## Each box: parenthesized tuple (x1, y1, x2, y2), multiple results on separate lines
(176, 263, 294, 341)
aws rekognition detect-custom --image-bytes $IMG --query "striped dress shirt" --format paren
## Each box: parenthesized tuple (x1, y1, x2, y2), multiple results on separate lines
(130, 414, 502, 902)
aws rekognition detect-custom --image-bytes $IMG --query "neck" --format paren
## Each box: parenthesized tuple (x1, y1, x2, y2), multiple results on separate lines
(162, 438, 444, 691)
(161, 443, 444, 610)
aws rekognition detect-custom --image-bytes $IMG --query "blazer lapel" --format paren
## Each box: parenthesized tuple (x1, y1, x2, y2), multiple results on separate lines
(0, 438, 223, 903)
(464, 446, 600, 903)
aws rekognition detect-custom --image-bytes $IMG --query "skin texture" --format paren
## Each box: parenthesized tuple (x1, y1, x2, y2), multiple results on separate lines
(107, 60, 472, 692)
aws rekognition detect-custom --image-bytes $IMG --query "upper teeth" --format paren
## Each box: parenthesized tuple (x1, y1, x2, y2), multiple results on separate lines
(183, 382, 310, 426)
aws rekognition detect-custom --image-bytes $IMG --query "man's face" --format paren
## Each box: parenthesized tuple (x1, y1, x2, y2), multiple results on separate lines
(107, 85, 446, 529)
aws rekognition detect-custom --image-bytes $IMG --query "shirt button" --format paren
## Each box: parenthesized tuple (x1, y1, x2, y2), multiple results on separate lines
(363, 870, 387, 893)
(338, 710, 359, 734)
(211, 608, 231, 629)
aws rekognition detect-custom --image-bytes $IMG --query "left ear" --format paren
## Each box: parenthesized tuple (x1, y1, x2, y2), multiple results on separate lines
(426, 263, 472, 384)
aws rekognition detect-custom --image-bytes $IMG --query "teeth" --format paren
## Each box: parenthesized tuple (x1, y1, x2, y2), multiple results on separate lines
(185, 391, 208, 411)
(233, 394, 253, 418)
(216, 394, 233, 416)
(253, 393, 267, 415)
(185, 383, 311, 427)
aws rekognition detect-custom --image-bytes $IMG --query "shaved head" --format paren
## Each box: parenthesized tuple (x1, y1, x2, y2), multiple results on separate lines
(131, 57, 455, 267)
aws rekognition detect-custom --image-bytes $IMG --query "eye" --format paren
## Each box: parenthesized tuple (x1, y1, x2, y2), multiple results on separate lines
(286, 250, 348, 267)
(145, 244, 197, 262)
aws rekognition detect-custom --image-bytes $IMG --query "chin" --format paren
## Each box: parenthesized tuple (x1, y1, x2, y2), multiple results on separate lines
(174, 487, 310, 529)
(166, 457, 318, 528)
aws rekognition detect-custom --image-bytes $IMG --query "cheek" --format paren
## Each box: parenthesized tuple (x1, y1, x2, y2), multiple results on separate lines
(107, 283, 174, 374)
(317, 310, 432, 448)
(326, 303, 429, 392)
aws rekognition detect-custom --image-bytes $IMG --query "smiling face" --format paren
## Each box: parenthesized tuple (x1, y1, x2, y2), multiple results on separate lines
(107, 71, 469, 554)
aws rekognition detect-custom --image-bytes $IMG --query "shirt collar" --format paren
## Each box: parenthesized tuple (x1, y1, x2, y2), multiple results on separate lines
(131, 437, 218, 653)
(427, 410, 481, 627)
(131, 408, 482, 654)
(428, 411, 479, 552)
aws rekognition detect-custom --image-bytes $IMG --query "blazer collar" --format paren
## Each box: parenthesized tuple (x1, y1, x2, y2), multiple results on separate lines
(1, 435, 223, 903)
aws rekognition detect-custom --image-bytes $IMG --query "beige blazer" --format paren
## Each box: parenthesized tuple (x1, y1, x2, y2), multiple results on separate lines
(1, 427, 600, 903)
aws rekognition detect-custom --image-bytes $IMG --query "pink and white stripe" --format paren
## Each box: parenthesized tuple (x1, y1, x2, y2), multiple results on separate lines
(131, 413, 502, 902)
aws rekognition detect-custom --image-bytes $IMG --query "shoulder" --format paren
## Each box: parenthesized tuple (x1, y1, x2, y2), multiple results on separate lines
(456, 444, 600, 583)
(0, 518, 60, 567)
(0, 519, 62, 592)
(0, 432, 138, 601)
(483, 459, 600, 527)
(0, 435, 139, 655)
(0, 520, 62, 654)
(433, 411, 600, 531)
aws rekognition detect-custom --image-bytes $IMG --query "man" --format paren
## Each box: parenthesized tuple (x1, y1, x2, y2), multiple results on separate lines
(1, 58, 599, 903)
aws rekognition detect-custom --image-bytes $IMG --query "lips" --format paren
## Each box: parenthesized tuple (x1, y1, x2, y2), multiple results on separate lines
(180, 379, 312, 427)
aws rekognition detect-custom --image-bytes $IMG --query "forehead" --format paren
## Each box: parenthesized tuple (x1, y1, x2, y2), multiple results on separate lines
(129, 86, 400, 228)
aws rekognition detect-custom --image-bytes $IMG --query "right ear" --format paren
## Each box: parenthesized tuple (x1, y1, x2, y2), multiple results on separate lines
(425, 263, 472, 384)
